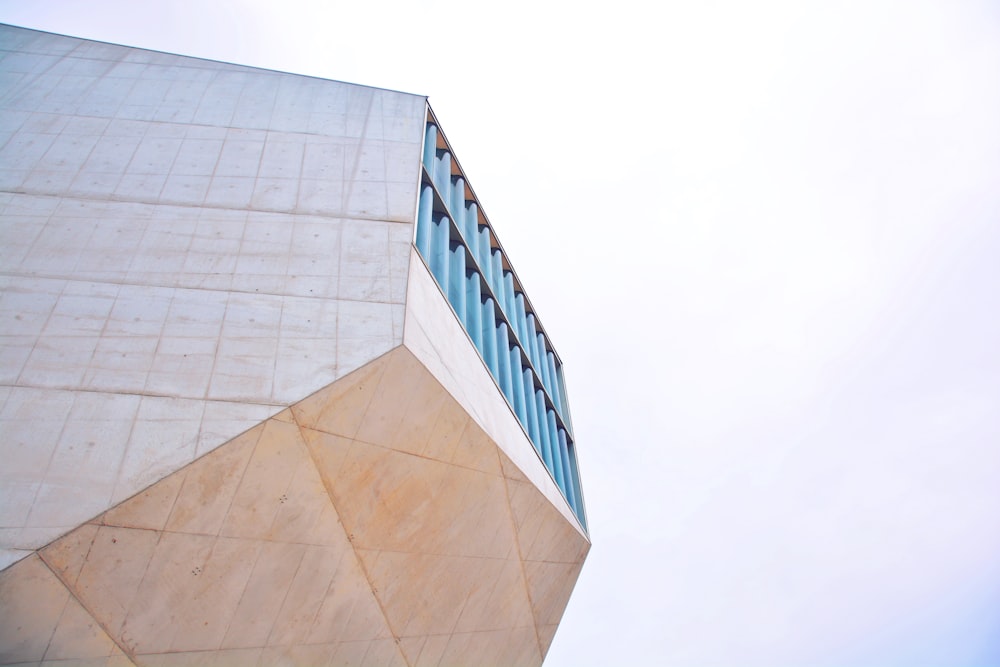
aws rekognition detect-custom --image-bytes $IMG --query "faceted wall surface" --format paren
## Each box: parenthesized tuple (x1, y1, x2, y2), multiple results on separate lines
(0, 24, 589, 666)
(0, 24, 425, 563)
(0, 342, 589, 666)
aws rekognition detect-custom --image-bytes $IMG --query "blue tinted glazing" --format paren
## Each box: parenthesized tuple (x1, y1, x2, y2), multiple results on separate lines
(417, 184, 433, 258)
(466, 272, 483, 353)
(496, 322, 513, 403)
(547, 408, 564, 490)
(535, 389, 553, 470)
(481, 297, 498, 378)
(415, 121, 585, 529)
(423, 124, 437, 171)
(465, 203, 479, 254)
(448, 244, 466, 325)
(478, 227, 493, 287)
(523, 369, 541, 452)
(509, 346, 527, 425)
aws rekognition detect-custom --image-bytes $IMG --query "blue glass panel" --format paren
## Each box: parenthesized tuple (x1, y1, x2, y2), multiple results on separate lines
(535, 389, 553, 470)
(547, 350, 563, 414)
(567, 441, 586, 530)
(448, 244, 466, 324)
(445, 176, 465, 237)
(496, 322, 513, 402)
(509, 346, 527, 426)
(423, 124, 437, 172)
(514, 293, 529, 349)
(536, 332, 553, 395)
(481, 297, 498, 379)
(526, 314, 541, 371)
(451, 176, 465, 231)
(547, 408, 565, 491)
(558, 429, 577, 513)
(416, 184, 433, 260)
(478, 227, 493, 287)
(413, 125, 584, 527)
(522, 368, 541, 452)
(503, 271, 517, 325)
(465, 203, 479, 259)
(430, 214, 450, 290)
(435, 149, 451, 202)
(491, 249, 505, 308)
(466, 272, 483, 352)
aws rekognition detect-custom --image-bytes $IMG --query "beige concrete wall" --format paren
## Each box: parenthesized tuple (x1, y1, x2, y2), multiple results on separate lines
(1, 347, 588, 666)
(0, 26, 589, 665)
(0, 24, 425, 564)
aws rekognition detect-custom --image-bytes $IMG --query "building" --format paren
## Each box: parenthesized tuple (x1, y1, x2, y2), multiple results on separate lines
(0, 23, 589, 667)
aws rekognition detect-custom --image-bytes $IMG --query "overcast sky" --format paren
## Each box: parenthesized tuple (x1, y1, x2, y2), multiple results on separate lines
(2, 1, 999, 665)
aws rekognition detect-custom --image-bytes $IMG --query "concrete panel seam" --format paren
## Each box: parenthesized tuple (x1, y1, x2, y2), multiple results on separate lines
(37, 544, 141, 666)
(498, 459, 546, 660)
(289, 400, 412, 667)
(342, 90, 374, 220)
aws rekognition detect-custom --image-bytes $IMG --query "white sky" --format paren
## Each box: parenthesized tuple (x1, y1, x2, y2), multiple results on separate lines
(3, 1, 999, 665)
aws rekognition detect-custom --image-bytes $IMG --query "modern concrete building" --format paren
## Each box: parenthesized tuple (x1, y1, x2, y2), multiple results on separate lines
(0, 23, 588, 667)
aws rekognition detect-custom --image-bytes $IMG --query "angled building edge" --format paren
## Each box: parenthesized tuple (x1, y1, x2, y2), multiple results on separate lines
(0, 21, 421, 562)
(0, 23, 589, 666)
(0, 342, 589, 666)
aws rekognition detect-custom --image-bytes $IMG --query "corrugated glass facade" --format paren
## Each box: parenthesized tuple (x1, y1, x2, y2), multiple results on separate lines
(414, 111, 586, 528)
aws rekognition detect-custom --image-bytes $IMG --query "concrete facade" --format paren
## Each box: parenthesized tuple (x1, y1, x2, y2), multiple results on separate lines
(0, 24, 588, 666)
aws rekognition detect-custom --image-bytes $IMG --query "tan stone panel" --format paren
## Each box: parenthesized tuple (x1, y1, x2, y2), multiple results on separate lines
(356, 549, 479, 639)
(306, 549, 393, 646)
(169, 536, 261, 653)
(522, 560, 585, 628)
(328, 439, 513, 558)
(102, 473, 184, 531)
(220, 541, 307, 650)
(108, 530, 207, 653)
(164, 423, 262, 536)
(35, 422, 398, 660)
(401, 634, 448, 667)
(40, 652, 137, 667)
(497, 449, 530, 484)
(258, 643, 337, 667)
(271, 408, 295, 423)
(449, 557, 506, 633)
(266, 546, 357, 647)
(419, 393, 470, 465)
(448, 415, 501, 476)
(353, 348, 447, 455)
(453, 557, 534, 635)
(291, 350, 392, 439)
(296, 638, 405, 667)
(536, 623, 560, 660)
(352, 637, 408, 667)
(509, 625, 546, 666)
(99, 532, 217, 653)
(0, 555, 70, 664)
(38, 523, 99, 588)
(506, 479, 590, 565)
(219, 419, 343, 546)
(0, 564, 133, 667)
(135, 647, 262, 667)
(44, 593, 126, 662)
(43, 525, 160, 642)
(437, 627, 541, 667)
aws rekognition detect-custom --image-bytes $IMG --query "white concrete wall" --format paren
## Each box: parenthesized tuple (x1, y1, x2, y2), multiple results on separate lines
(0, 24, 426, 566)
